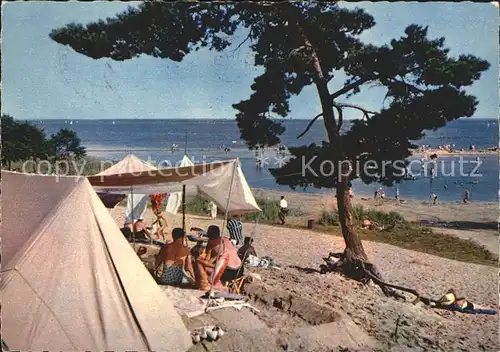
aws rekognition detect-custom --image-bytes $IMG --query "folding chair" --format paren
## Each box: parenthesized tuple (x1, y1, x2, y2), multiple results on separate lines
(226, 276, 246, 294)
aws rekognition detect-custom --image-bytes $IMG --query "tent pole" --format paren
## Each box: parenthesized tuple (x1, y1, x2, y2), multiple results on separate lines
(131, 185, 135, 244)
(206, 159, 238, 311)
(184, 131, 188, 156)
(182, 184, 186, 239)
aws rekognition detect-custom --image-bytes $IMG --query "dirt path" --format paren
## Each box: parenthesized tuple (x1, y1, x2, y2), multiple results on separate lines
(429, 227, 498, 255)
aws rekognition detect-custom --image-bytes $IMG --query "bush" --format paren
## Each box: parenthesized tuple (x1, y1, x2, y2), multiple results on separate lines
(243, 198, 280, 222)
(184, 195, 280, 222)
(318, 206, 407, 228)
(185, 195, 211, 215)
(318, 211, 340, 226)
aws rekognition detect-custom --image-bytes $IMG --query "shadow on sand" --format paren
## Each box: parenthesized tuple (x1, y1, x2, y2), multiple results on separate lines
(290, 265, 321, 274)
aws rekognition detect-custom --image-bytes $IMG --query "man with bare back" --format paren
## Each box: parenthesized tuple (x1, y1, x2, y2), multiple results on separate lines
(155, 228, 194, 286)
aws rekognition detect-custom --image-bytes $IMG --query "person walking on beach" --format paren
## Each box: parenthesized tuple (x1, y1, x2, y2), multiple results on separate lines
(208, 200, 217, 220)
(278, 196, 288, 225)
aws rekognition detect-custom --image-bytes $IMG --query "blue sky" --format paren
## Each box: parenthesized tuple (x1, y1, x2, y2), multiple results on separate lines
(2, 2, 498, 120)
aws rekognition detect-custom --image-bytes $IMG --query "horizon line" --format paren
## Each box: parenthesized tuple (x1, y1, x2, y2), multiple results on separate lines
(17, 116, 496, 121)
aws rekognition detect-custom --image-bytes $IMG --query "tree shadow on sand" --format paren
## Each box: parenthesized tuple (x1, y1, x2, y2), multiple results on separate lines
(290, 265, 322, 274)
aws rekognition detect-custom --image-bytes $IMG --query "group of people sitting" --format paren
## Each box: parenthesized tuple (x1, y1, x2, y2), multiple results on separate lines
(151, 224, 257, 292)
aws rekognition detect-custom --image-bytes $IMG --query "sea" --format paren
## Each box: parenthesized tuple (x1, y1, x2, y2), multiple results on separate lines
(32, 118, 499, 202)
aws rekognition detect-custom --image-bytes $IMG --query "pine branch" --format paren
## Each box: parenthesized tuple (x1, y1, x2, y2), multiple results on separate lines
(337, 102, 377, 120)
(297, 113, 323, 139)
(332, 103, 343, 132)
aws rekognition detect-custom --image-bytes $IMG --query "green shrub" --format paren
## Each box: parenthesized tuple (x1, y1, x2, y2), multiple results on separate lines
(317, 211, 340, 226)
(185, 195, 211, 215)
(243, 198, 279, 222)
(318, 206, 407, 228)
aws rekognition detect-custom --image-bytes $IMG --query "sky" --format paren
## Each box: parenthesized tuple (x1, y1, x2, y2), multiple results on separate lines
(1, 2, 498, 120)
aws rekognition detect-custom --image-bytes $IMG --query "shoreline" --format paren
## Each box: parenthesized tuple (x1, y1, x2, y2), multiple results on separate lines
(86, 146, 500, 156)
(410, 148, 499, 157)
(251, 187, 497, 224)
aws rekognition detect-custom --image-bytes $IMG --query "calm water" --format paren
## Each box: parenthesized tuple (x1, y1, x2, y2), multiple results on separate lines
(32, 118, 498, 202)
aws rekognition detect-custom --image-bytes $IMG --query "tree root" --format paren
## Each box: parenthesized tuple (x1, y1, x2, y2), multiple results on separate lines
(321, 252, 435, 305)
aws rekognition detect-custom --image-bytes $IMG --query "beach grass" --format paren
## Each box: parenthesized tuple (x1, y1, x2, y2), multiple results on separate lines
(296, 219, 497, 267)
(318, 206, 406, 228)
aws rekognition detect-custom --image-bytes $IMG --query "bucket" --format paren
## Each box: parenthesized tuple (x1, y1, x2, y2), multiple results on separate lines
(307, 219, 314, 229)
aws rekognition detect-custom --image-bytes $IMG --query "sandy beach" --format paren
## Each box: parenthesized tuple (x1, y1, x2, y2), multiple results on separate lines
(251, 188, 498, 254)
(111, 205, 498, 351)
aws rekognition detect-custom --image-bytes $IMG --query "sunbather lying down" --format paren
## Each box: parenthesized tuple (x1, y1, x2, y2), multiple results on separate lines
(433, 289, 497, 315)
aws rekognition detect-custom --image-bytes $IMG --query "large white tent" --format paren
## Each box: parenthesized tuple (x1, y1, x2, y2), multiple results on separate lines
(0, 171, 192, 351)
(96, 154, 157, 222)
(89, 158, 261, 215)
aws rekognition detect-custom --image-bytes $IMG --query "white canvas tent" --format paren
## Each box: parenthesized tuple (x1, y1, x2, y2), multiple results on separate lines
(96, 154, 157, 222)
(89, 158, 261, 215)
(165, 155, 196, 214)
(0, 171, 192, 351)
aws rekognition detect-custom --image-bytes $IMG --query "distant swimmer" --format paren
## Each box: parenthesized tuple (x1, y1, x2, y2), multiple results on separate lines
(463, 190, 470, 203)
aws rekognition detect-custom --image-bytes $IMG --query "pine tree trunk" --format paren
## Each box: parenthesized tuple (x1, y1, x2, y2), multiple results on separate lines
(336, 176, 368, 261)
(296, 15, 370, 275)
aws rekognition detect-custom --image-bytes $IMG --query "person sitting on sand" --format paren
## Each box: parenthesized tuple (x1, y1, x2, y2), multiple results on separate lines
(155, 228, 194, 286)
(237, 236, 257, 262)
(191, 241, 211, 290)
(133, 217, 152, 242)
(198, 225, 243, 291)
